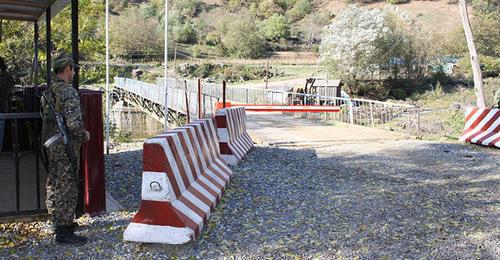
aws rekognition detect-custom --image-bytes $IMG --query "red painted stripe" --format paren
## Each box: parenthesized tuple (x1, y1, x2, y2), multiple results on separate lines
(462, 110, 490, 136)
(476, 124, 500, 143)
(166, 136, 191, 191)
(197, 176, 220, 199)
(172, 206, 200, 237)
(465, 113, 498, 142)
(177, 195, 207, 222)
(132, 200, 184, 227)
(215, 115, 227, 128)
(181, 127, 204, 179)
(176, 130, 199, 181)
(464, 107, 480, 122)
(144, 140, 182, 198)
(188, 185, 214, 208)
(143, 143, 168, 172)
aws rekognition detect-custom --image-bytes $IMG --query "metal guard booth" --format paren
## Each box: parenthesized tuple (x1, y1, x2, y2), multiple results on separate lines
(0, 0, 105, 218)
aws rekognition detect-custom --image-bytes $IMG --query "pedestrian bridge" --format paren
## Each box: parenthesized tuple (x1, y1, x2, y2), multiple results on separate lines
(114, 77, 420, 134)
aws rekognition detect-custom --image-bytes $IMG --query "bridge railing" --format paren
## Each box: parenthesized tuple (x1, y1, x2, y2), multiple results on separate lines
(117, 77, 421, 135)
(221, 86, 420, 135)
(115, 77, 219, 118)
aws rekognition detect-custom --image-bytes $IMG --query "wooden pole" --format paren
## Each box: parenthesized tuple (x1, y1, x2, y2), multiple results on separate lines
(459, 0, 486, 108)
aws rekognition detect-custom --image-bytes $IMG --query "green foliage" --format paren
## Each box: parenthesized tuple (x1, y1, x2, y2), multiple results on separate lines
(257, 0, 285, 19)
(293, 12, 331, 44)
(444, 110, 465, 137)
(286, 0, 313, 22)
(214, 11, 267, 58)
(386, 0, 410, 4)
(110, 6, 163, 59)
(259, 14, 291, 41)
(176, 63, 275, 82)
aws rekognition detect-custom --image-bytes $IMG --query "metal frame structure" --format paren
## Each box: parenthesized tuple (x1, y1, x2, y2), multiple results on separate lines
(0, 0, 79, 218)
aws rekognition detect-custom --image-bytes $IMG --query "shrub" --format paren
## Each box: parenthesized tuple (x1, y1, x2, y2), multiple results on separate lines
(386, 0, 410, 4)
(286, 0, 313, 22)
(259, 14, 291, 41)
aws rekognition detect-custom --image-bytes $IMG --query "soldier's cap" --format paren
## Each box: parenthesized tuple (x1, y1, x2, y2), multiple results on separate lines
(53, 54, 79, 72)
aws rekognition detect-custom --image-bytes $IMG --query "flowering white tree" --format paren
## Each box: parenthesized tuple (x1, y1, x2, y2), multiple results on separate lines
(320, 5, 429, 87)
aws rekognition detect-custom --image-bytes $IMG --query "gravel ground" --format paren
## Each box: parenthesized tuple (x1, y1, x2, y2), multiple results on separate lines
(0, 140, 498, 259)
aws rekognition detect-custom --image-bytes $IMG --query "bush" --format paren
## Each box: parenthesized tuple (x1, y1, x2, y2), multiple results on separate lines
(286, 0, 313, 22)
(259, 14, 291, 41)
(218, 11, 267, 58)
(386, 0, 410, 4)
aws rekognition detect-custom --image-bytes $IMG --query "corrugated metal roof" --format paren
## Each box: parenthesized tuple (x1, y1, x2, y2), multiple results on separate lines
(0, 0, 70, 22)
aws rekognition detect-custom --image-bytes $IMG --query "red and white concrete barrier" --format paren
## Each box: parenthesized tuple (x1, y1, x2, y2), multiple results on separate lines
(123, 118, 233, 244)
(459, 107, 499, 148)
(215, 107, 253, 165)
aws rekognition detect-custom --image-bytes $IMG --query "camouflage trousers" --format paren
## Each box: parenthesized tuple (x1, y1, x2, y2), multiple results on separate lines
(45, 142, 81, 227)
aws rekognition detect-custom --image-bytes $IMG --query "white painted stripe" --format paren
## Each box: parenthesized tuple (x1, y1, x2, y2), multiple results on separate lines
(189, 124, 209, 171)
(172, 200, 204, 231)
(199, 175, 221, 194)
(184, 191, 211, 214)
(464, 108, 486, 129)
(150, 137, 187, 194)
(123, 223, 193, 244)
(181, 129, 202, 179)
(215, 159, 233, 175)
(222, 154, 238, 166)
(462, 110, 498, 141)
(206, 169, 225, 187)
(191, 181, 217, 203)
(471, 116, 500, 143)
(483, 132, 499, 145)
(197, 123, 216, 164)
(172, 133, 196, 185)
(141, 171, 176, 202)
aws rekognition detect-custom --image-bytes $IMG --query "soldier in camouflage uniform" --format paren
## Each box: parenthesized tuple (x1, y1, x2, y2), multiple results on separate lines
(41, 54, 90, 245)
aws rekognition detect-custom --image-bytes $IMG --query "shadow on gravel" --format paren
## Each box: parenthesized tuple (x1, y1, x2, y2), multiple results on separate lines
(3, 142, 496, 258)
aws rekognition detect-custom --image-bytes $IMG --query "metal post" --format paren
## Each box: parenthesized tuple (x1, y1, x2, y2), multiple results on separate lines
(71, 0, 79, 90)
(198, 78, 202, 119)
(348, 99, 354, 124)
(222, 80, 226, 108)
(417, 107, 421, 137)
(0, 19, 2, 42)
(33, 22, 39, 94)
(105, 0, 110, 154)
(245, 88, 249, 104)
(370, 102, 374, 127)
(163, 0, 169, 130)
(46, 7, 51, 88)
(184, 80, 190, 123)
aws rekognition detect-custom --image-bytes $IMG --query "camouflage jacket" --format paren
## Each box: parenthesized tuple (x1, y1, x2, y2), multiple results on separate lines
(0, 70, 14, 113)
(41, 78, 87, 145)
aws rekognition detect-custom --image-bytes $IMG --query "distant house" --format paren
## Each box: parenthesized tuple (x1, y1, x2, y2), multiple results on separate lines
(308, 78, 342, 97)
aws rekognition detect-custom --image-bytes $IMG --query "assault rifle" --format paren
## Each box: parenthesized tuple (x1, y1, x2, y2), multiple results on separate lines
(41, 92, 78, 173)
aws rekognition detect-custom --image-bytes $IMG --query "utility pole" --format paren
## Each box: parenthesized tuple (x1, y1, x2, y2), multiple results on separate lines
(459, 0, 486, 108)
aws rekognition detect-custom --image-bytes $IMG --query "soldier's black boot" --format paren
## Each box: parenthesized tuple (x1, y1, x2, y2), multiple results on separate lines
(55, 225, 88, 245)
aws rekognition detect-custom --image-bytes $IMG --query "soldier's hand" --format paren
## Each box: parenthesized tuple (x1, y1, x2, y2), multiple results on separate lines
(84, 130, 91, 143)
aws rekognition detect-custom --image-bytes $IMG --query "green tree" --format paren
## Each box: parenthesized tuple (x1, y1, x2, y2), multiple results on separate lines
(259, 14, 291, 41)
(216, 11, 266, 58)
(286, 0, 313, 22)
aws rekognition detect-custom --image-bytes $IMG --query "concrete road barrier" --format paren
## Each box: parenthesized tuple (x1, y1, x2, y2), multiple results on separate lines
(215, 107, 253, 165)
(123, 118, 233, 244)
(460, 107, 499, 148)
